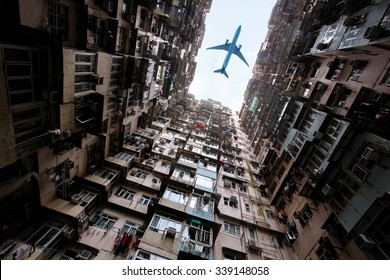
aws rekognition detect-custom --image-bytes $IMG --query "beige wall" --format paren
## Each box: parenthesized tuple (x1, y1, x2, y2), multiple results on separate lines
(141, 229, 181, 258)
(19, 0, 46, 30)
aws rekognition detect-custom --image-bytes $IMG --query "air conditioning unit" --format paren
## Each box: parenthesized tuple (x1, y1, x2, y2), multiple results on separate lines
(79, 215, 88, 224)
(91, 74, 104, 85)
(361, 147, 373, 160)
(316, 82, 328, 91)
(248, 239, 258, 247)
(355, 234, 376, 252)
(316, 42, 328, 50)
(166, 227, 176, 238)
(322, 184, 335, 196)
(65, 179, 75, 187)
(351, 164, 368, 181)
(343, 17, 356, 26)
(333, 85, 345, 94)
(363, 26, 382, 40)
(63, 226, 75, 239)
(230, 195, 238, 204)
(65, 160, 75, 170)
(325, 224, 337, 235)
(71, 194, 82, 204)
(78, 250, 92, 260)
(203, 192, 211, 202)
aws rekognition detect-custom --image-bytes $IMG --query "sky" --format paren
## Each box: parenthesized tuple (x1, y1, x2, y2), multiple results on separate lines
(189, 0, 277, 112)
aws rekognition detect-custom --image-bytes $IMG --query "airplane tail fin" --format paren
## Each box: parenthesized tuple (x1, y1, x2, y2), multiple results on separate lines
(214, 68, 229, 78)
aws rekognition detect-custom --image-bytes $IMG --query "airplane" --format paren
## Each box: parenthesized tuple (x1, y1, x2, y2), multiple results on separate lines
(206, 25, 249, 78)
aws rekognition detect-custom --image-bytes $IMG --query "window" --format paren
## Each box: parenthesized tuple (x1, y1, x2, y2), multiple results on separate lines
(260, 190, 267, 198)
(315, 237, 337, 260)
(152, 177, 161, 185)
(135, 249, 168, 260)
(245, 203, 250, 212)
(172, 169, 192, 181)
(223, 221, 241, 236)
(329, 171, 360, 213)
(130, 169, 148, 179)
(179, 155, 194, 164)
(195, 175, 214, 190)
(183, 224, 212, 245)
(340, 24, 362, 48)
(298, 204, 313, 224)
(90, 212, 118, 230)
(265, 210, 275, 219)
(149, 214, 182, 236)
(94, 168, 118, 181)
(248, 228, 256, 240)
(348, 60, 368, 82)
(239, 184, 247, 193)
(120, 221, 139, 235)
(107, 94, 116, 115)
(163, 188, 188, 204)
(223, 197, 238, 208)
(275, 237, 284, 249)
(71, 189, 98, 210)
(122, 2, 127, 14)
(3, 46, 43, 106)
(381, 67, 390, 86)
(110, 56, 123, 88)
(12, 106, 48, 149)
(49, 0, 69, 41)
(189, 194, 214, 214)
(115, 187, 135, 201)
(139, 195, 152, 205)
(114, 152, 134, 164)
(74, 52, 96, 93)
(19, 218, 64, 253)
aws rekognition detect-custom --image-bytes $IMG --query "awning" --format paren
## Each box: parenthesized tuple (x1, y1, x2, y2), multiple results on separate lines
(190, 219, 201, 225)
(195, 123, 205, 129)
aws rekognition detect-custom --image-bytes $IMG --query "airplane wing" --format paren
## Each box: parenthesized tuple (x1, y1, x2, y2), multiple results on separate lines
(233, 46, 249, 66)
(206, 43, 231, 51)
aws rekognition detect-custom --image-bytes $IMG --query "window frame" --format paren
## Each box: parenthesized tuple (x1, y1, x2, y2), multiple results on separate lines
(223, 221, 241, 236)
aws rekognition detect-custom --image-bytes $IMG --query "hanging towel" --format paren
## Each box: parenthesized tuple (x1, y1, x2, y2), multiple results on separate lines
(194, 244, 203, 252)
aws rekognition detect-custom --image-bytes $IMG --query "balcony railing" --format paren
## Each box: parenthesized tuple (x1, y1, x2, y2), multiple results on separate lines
(179, 238, 212, 260)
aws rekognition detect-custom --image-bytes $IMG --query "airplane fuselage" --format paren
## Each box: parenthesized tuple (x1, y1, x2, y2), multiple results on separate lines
(222, 25, 242, 71)
(207, 25, 248, 77)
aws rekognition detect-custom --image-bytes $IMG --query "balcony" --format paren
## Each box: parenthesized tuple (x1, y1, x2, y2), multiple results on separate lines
(178, 238, 212, 260)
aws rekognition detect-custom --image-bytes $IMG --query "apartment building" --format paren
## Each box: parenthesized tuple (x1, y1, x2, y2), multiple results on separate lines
(240, 0, 390, 259)
(1, 0, 389, 261)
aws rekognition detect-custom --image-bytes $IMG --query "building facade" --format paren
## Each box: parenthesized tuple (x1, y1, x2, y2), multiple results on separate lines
(1, 0, 389, 260)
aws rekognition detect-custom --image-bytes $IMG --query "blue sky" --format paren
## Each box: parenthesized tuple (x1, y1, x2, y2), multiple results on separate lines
(189, 0, 276, 111)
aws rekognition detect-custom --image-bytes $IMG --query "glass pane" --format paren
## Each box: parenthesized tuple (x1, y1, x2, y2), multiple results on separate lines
(10, 92, 33, 105)
(7, 65, 32, 76)
(8, 79, 32, 91)
(150, 216, 160, 227)
(4, 48, 30, 62)
(107, 220, 115, 230)
(97, 218, 107, 228)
